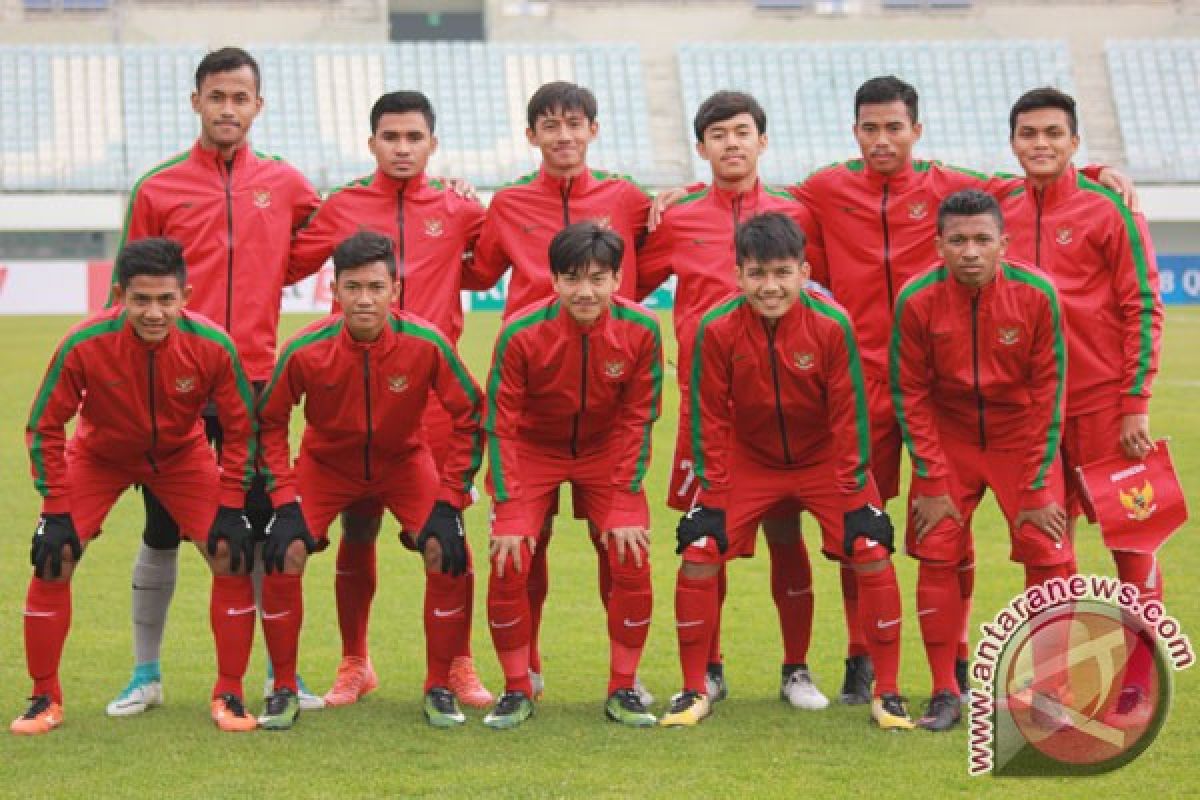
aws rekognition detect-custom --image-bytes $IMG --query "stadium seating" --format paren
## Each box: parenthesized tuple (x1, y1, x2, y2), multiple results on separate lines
(1107, 39, 1200, 181)
(676, 40, 1084, 184)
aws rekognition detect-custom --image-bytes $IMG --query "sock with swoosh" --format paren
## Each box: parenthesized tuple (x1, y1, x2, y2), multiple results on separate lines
(424, 571, 469, 691)
(526, 527, 550, 674)
(606, 543, 652, 694)
(24, 577, 71, 705)
(210, 574, 255, 699)
(917, 561, 962, 696)
(675, 570, 718, 695)
(261, 572, 302, 693)
(335, 537, 376, 659)
(488, 539, 534, 696)
(857, 562, 902, 697)
(768, 539, 814, 666)
(840, 563, 868, 658)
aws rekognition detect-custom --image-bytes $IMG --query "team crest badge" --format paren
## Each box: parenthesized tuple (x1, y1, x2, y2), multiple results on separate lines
(793, 352, 815, 370)
(387, 375, 409, 393)
(424, 218, 445, 237)
(1056, 226, 1073, 245)
(997, 326, 1021, 346)
(175, 376, 196, 393)
(908, 202, 928, 220)
(605, 360, 626, 379)
(1119, 481, 1157, 522)
(253, 189, 271, 209)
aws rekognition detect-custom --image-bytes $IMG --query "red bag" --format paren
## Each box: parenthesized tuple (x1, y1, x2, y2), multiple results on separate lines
(1076, 439, 1189, 553)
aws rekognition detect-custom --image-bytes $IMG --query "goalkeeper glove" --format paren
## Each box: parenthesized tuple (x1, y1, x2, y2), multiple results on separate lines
(417, 501, 468, 577)
(263, 501, 317, 574)
(843, 504, 894, 556)
(31, 513, 82, 579)
(676, 505, 727, 555)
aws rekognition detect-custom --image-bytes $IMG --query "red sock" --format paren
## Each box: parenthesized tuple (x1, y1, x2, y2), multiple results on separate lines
(841, 563, 868, 657)
(24, 577, 72, 705)
(262, 573, 303, 693)
(527, 529, 551, 674)
(210, 574, 256, 698)
(957, 553, 975, 661)
(606, 546, 652, 694)
(1113, 550, 1163, 692)
(590, 528, 614, 609)
(335, 538, 376, 659)
(707, 565, 726, 666)
(768, 539, 813, 665)
(457, 543, 475, 659)
(488, 540, 534, 695)
(1024, 562, 1073, 590)
(857, 563, 902, 697)
(1024, 562, 1075, 697)
(675, 571, 718, 694)
(917, 562, 963, 695)
(424, 571, 470, 690)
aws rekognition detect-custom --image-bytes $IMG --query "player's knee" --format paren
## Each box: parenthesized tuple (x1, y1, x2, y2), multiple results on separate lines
(204, 538, 234, 574)
(761, 514, 801, 544)
(422, 538, 443, 572)
(609, 548, 651, 586)
(341, 511, 382, 542)
(284, 539, 309, 575)
(680, 560, 720, 581)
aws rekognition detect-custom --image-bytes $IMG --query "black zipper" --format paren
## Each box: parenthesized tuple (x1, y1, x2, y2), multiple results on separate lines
(396, 188, 407, 309)
(970, 293, 987, 449)
(1033, 189, 1044, 268)
(362, 349, 373, 480)
(560, 177, 573, 226)
(881, 183, 894, 308)
(222, 159, 235, 331)
(146, 349, 160, 473)
(570, 334, 589, 457)
(763, 320, 794, 465)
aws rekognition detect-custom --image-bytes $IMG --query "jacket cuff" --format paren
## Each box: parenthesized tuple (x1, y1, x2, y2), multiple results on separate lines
(1120, 394, 1150, 415)
(1020, 486, 1055, 509)
(219, 488, 247, 509)
(841, 485, 879, 513)
(41, 496, 70, 515)
(603, 490, 649, 531)
(490, 501, 533, 538)
(269, 486, 297, 507)
(910, 475, 949, 498)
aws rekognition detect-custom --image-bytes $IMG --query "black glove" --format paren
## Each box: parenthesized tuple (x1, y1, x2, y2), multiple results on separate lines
(843, 504, 895, 556)
(676, 505, 727, 555)
(263, 502, 317, 574)
(207, 506, 256, 573)
(31, 513, 82, 579)
(416, 501, 468, 577)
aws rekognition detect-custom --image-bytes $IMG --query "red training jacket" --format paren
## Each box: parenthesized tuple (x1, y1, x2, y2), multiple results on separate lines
(470, 165, 652, 318)
(890, 260, 1066, 507)
(258, 312, 483, 509)
(483, 296, 663, 533)
(999, 166, 1163, 417)
(114, 140, 320, 381)
(287, 170, 486, 345)
(27, 307, 257, 513)
(690, 292, 875, 511)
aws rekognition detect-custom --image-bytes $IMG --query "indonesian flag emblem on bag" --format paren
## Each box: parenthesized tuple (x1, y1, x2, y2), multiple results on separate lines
(1076, 439, 1189, 553)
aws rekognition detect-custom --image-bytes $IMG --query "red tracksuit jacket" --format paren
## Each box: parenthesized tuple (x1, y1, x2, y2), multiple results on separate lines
(690, 292, 875, 511)
(890, 260, 1067, 506)
(258, 312, 483, 509)
(470, 166, 652, 317)
(26, 307, 258, 513)
(999, 166, 1163, 417)
(287, 170, 486, 345)
(115, 141, 320, 381)
(637, 179, 826, 392)
(483, 296, 664, 531)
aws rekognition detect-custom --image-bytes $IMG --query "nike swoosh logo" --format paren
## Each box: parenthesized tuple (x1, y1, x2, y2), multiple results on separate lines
(23, 609, 57, 617)
(676, 620, 705, 628)
(433, 606, 465, 618)
(334, 569, 357, 576)
(490, 618, 521, 629)
(917, 608, 938, 616)
(785, 588, 811, 597)
(261, 610, 290, 620)
(623, 617, 651, 628)
(226, 606, 257, 616)
(876, 618, 901, 629)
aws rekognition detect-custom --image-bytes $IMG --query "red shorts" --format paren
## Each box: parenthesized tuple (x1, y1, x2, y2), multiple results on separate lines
(1061, 405, 1123, 523)
(904, 436, 1073, 567)
(681, 453, 891, 566)
(68, 442, 219, 543)
(489, 445, 614, 539)
(866, 376, 902, 503)
(667, 410, 702, 513)
(297, 447, 438, 541)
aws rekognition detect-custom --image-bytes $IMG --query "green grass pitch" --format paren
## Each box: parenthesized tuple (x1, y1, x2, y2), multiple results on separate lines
(0, 309, 1197, 798)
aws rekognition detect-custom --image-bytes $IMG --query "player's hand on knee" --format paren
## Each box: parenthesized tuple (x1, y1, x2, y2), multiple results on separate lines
(489, 535, 525, 578)
(208, 506, 255, 574)
(676, 505, 727, 554)
(843, 503, 894, 556)
(31, 513, 81, 579)
(911, 494, 963, 540)
(418, 501, 468, 577)
(605, 526, 650, 567)
(1014, 503, 1067, 543)
(263, 501, 316, 574)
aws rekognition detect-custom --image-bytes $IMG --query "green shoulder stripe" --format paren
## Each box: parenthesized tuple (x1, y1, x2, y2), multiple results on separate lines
(484, 303, 561, 502)
(805, 158, 863, 180)
(500, 169, 539, 190)
(690, 296, 745, 488)
(590, 169, 652, 197)
(612, 304, 664, 492)
(109, 151, 191, 306)
(253, 149, 284, 162)
(764, 185, 794, 201)
(889, 268, 948, 479)
(299, 173, 374, 229)
(28, 314, 127, 496)
(1002, 262, 1067, 489)
(1076, 173, 1158, 396)
(677, 186, 710, 206)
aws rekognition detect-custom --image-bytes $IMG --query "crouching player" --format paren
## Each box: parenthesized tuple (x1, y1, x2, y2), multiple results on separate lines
(662, 213, 911, 730)
(17, 238, 262, 734)
(890, 190, 1073, 732)
(483, 222, 663, 729)
(257, 231, 484, 729)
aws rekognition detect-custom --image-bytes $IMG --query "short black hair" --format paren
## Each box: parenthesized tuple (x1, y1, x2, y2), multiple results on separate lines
(526, 81, 598, 130)
(735, 213, 807, 266)
(693, 90, 767, 142)
(116, 237, 187, 288)
(548, 222, 624, 276)
(332, 231, 397, 279)
(195, 47, 260, 94)
(370, 90, 436, 135)
(1009, 86, 1078, 137)
(855, 75, 918, 124)
(937, 189, 1005, 235)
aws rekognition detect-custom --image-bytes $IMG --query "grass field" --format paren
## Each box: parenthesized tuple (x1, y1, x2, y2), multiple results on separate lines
(0, 309, 1197, 799)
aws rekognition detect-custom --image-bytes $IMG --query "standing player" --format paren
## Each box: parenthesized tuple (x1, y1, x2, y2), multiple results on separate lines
(470, 81, 655, 701)
(1001, 88, 1163, 715)
(637, 90, 829, 709)
(107, 46, 324, 714)
(891, 190, 1073, 731)
(287, 90, 492, 709)
(661, 213, 910, 730)
(258, 231, 484, 729)
(16, 238, 261, 735)
(482, 223, 662, 729)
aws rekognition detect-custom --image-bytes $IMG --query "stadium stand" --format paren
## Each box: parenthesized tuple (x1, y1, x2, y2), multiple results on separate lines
(676, 39, 1085, 184)
(1107, 38, 1200, 182)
